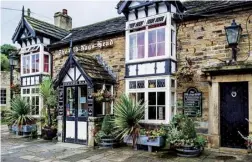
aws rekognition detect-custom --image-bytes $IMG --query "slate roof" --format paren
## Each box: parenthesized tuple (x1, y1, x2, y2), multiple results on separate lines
(49, 16, 126, 48)
(74, 54, 115, 83)
(182, 1, 252, 15)
(24, 16, 70, 40)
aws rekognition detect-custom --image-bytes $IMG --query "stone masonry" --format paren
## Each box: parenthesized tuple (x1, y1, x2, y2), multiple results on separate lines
(176, 9, 252, 148)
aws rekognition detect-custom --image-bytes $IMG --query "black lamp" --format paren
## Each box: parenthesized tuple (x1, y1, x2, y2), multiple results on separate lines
(224, 20, 242, 61)
(9, 52, 18, 100)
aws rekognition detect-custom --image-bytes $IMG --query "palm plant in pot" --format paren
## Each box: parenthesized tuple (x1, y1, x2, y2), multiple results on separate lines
(39, 78, 58, 140)
(112, 94, 145, 149)
(5, 97, 35, 135)
(167, 114, 207, 157)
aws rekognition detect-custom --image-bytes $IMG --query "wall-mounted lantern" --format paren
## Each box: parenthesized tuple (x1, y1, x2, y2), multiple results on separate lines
(224, 20, 242, 62)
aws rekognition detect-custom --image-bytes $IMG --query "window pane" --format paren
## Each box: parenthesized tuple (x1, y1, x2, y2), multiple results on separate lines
(129, 81, 136, 89)
(148, 106, 156, 119)
(157, 42, 165, 56)
(157, 106, 165, 120)
(129, 93, 136, 104)
(157, 79, 165, 87)
(148, 30, 156, 44)
(148, 92, 156, 105)
(44, 55, 49, 72)
(157, 92, 165, 105)
(22, 57, 26, 74)
(148, 80, 156, 88)
(129, 34, 137, 60)
(0, 89, 6, 104)
(148, 44, 156, 57)
(26, 56, 30, 73)
(137, 92, 145, 105)
(171, 79, 175, 88)
(157, 28, 165, 42)
(35, 54, 39, 72)
(138, 45, 145, 58)
(137, 81, 145, 88)
(137, 32, 145, 45)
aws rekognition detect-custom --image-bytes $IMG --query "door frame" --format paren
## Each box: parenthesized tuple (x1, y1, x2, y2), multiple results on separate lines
(63, 84, 88, 145)
(208, 74, 252, 148)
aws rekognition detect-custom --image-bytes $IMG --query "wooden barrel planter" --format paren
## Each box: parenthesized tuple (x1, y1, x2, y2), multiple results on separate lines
(99, 136, 117, 148)
(176, 146, 203, 157)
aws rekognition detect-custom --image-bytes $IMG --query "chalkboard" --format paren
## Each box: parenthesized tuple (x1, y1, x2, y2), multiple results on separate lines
(183, 87, 202, 117)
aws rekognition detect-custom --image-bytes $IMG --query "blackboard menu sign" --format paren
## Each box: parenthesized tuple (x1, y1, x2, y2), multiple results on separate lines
(183, 87, 202, 117)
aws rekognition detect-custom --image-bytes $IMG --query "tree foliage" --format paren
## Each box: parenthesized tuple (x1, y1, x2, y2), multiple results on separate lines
(0, 44, 17, 57)
(1, 54, 10, 71)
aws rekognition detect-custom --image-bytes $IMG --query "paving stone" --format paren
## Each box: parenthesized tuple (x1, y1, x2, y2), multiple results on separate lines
(20, 155, 36, 160)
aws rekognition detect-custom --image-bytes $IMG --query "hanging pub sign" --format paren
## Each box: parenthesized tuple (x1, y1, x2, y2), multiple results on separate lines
(183, 87, 202, 117)
(57, 39, 114, 55)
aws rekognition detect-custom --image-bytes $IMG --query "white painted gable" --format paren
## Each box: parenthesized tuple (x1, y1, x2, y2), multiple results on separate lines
(63, 75, 72, 82)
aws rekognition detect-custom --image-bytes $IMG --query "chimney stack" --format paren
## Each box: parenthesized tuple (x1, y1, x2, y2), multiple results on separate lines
(54, 9, 72, 30)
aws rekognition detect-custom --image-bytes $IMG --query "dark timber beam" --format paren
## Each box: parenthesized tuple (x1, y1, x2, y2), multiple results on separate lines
(144, 6, 148, 17)
(134, 9, 138, 19)
(155, 3, 159, 14)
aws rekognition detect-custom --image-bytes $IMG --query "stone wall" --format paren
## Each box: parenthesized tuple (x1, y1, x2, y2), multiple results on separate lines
(51, 35, 125, 98)
(0, 70, 20, 110)
(176, 9, 252, 131)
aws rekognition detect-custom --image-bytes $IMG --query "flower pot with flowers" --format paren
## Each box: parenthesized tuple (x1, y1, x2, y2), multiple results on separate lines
(167, 114, 207, 157)
(92, 89, 114, 102)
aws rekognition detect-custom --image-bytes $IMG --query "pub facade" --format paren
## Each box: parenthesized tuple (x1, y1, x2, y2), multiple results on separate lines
(11, 1, 252, 150)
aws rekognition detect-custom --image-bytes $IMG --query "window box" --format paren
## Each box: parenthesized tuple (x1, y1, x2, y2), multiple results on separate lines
(123, 135, 165, 152)
(22, 124, 37, 133)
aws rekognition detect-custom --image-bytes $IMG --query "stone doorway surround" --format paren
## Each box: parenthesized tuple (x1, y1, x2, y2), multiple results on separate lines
(203, 64, 252, 149)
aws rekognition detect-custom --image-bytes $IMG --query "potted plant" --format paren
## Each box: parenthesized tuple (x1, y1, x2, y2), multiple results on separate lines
(92, 89, 114, 102)
(5, 97, 36, 135)
(112, 94, 145, 149)
(95, 115, 117, 148)
(167, 114, 206, 157)
(39, 78, 58, 140)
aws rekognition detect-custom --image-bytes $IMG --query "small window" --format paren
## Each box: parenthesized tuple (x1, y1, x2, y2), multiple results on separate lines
(0, 88, 7, 105)
(171, 79, 175, 88)
(157, 79, 165, 87)
(148, 92, 165, 120)
(129, 81, 136, 89)
(128, 20, 146, 30)
(146, 15, 166, 26)
(148, 80, 156, 88)
(129, 32, 145, 60)
(44, 55, 49, 73)
(137, 81, 145, 88)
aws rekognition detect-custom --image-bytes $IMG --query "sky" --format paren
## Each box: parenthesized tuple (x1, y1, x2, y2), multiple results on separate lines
(1, 0, 120, 47)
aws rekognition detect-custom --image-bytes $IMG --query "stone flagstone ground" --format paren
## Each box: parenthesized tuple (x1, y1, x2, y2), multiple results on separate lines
(1, 125, 252, 162)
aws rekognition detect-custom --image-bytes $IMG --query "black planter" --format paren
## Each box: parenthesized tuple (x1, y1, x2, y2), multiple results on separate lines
(42, 127, 57, 140)
(176, 146, 203, 157)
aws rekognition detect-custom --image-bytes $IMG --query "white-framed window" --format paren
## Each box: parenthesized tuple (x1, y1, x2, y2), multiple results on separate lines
(22, 87, 40, 116)
(0, 88, 7, 105)
(126, 77, 173, 123)
(129, 32, 145, 60)
(126, 13, 176, 63)
(148, 28, 165, 57)
(22, 53, 40, 74)
(31, 54, 39, 73)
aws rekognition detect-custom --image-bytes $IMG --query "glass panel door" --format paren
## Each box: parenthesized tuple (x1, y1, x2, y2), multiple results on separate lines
(77, 85, 88, 143)
(65, 87, 76, 143)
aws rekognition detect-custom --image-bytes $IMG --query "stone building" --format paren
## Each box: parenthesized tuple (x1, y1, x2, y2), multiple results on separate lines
(10, 1, 252, 150)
